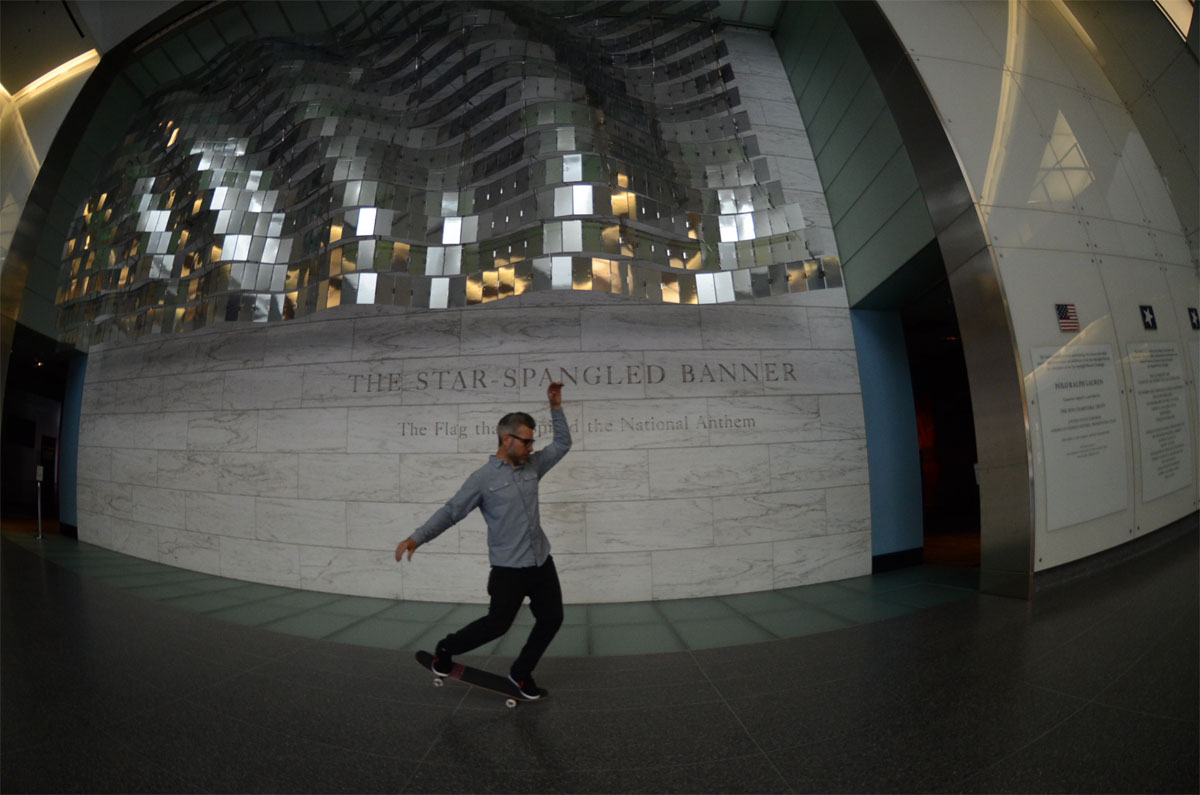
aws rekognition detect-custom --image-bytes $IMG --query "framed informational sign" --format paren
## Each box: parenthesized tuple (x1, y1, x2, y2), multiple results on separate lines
(1127, 342, 1193, 503)
(1032, 345, 1128, 531)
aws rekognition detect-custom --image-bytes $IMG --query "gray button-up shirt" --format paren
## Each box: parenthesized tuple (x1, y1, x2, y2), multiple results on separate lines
(409, 409, 571, 568)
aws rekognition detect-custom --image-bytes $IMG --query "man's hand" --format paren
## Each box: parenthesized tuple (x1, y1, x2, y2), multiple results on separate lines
(395, 538, 418, 562)
(547, 381, 564, 410)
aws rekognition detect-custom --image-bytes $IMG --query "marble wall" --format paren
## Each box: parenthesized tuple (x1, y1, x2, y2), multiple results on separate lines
(71, 26, 869, 603)
(68, 24, 871, 603)
(76, 289, 868, 602)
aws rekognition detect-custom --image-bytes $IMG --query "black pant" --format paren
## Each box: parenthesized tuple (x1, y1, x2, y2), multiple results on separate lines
(438, 556, 563, 677)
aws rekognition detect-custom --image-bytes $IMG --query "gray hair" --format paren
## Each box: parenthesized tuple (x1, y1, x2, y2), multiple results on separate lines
(496, 412, 535, 444)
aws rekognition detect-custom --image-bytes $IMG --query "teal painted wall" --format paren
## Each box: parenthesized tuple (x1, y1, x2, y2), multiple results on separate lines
(851, 310, 923, 557)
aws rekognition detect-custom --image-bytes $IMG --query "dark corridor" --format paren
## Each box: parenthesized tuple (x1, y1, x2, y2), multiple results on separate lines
(902, 280, 981, 567)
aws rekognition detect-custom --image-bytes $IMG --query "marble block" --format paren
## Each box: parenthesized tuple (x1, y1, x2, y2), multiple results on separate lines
(400, 552, 491, 602)
(222, 368, 303, 410)
(347, 405, 461, 453)
(158, 451, 222, 492)
(264, 317, 355, 367)
(87, 343, 148, 382)
(302, 360, 406, 408)
(825, 484, 872, 535)
(460, 306, 582, 355)
(102, 485, 186, 530)
(298, 453, 400, 501)
(110, 448, 158, 486)
(760, 350, 861, 395)
(81, 412, 187, 451)
(808, 307, 856, 349)
(556, 552, 653, 603)
(774, 531, 871, 588)
(104, 518, 165, 561)
(352, 312, 461, 362)
(713, 489, 826, 545)
(255, 496, 348, 546)
(75, 510, 110, 547)
(586, 497, 714, 552)
(77, 446, 111, 481)
(770, 440, 869, 490)
(400, 453, 488, 503)
(185, 491, 256, 538)
(542, 502, 587, 554)
(75, 479, 117, 517)
(161, 372, 225, 412)
(754, 126, 816, 159)
(142, 336, 202, 377)
(819, 393, 866, 440)
(703, 395, 821, 446)
(158, 527, 222, 575)
(580, 305, 702, 352)
(400, 355, 522, 406)
(257, 408, 348, 453)
(539, 450, 651, 502)
(113, 376, 164, 413)
(699, 305, 812, 350)
(579, 398, 709, 450)
(514, 351, 653, 403)
(645, 351, 782, 399)
(216, 453, 300, 497)
(651, 543, 774, 600)
(454, 403, 549, 454)
(300, 546, 402, 598)
(648, 445, 771, 498)
(195, 328, 267, 370)
(81, 380, 118, 415)
(220, 536, 302, 588)
(187, 411, 258, 452)
(346, 501, 433, 551)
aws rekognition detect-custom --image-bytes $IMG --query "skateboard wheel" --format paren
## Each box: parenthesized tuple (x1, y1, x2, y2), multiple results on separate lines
(433, 678, 444, 688)
(505, 698, 518, 709)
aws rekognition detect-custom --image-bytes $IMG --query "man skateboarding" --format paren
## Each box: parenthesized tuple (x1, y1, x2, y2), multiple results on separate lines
(395, 382, 570, 700)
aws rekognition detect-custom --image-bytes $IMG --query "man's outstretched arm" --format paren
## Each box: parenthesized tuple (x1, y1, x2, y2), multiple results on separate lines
(394, 474, 483, 562)
(537, 382, 571, 476)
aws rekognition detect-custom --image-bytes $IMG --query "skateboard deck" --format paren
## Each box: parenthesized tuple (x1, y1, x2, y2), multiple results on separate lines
(415, 650, 539, 708)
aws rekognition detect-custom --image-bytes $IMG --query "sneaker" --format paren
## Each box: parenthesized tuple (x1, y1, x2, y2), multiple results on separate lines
(431, 647, 454, 677)
(508, 672, 545, 700)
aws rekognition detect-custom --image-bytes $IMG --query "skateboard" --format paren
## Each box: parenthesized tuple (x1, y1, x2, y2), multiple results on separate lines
(415, 650, 539, 709)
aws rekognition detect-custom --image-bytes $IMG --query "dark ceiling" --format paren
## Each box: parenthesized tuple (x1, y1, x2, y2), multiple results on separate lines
(0, 0, 781, 96)
(0, 0, 96, 94)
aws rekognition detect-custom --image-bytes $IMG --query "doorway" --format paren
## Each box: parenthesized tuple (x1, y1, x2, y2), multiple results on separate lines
(901, 280, 980, 566)
(1, 324, 71, 533)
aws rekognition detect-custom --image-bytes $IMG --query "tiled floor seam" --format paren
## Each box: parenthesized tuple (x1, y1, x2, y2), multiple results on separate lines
(687, 648, 798, 794)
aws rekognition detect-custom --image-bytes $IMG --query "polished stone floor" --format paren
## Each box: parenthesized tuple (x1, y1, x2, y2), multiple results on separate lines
(2, 520, 1197, 793)
(0, 530, 979, 656)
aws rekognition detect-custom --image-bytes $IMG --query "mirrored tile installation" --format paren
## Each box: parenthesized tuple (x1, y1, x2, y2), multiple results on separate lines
(55, 1, 838, 348)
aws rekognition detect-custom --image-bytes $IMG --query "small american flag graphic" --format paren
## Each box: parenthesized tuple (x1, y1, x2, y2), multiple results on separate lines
(1056, 303, 1080, 332)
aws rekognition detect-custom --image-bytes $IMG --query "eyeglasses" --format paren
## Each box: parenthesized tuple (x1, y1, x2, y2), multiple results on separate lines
(508, 433, 535, 446)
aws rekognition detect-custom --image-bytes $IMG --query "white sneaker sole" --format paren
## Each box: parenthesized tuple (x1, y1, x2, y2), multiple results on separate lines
(508, 674, 542, 700)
